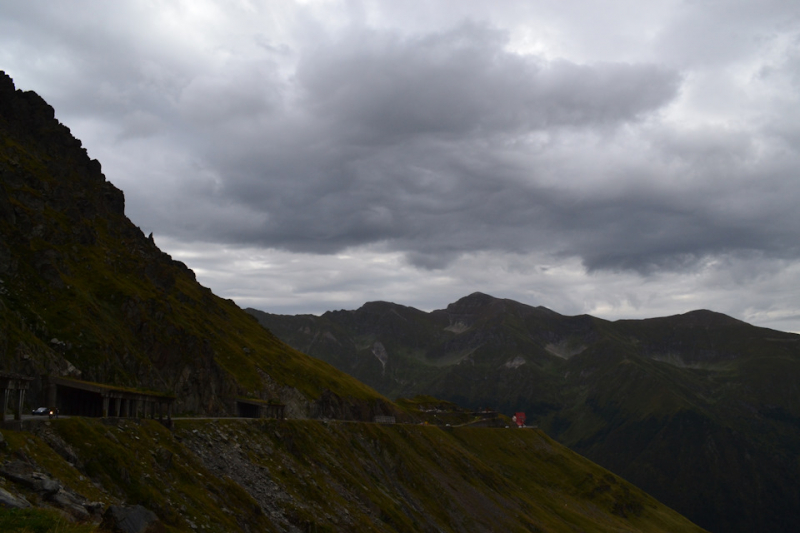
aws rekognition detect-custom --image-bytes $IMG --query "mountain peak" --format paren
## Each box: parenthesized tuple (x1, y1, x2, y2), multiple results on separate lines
(679, 309, 744, 325)
(445, 292, 499, 312)
(639, 309, 746, 328)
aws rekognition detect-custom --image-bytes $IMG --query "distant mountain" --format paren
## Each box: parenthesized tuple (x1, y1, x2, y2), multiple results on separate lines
(0, 70, 393, 419)
(248, 292, 800, 532)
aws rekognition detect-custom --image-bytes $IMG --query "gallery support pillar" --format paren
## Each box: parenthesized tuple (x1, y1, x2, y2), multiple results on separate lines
(0, 374, 33, 423)
(15, 389, 25, 420)
(1, 389, 9, 422)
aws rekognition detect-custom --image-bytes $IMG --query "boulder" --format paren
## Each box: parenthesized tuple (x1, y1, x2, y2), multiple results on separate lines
(0, 461, 62, 495)
(48, 489, 90, 521)
(101, 504, 161, 533)
(0, 486, 30, 509)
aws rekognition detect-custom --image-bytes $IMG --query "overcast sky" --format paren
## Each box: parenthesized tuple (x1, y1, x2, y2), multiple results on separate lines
(3, 1, 800, 332)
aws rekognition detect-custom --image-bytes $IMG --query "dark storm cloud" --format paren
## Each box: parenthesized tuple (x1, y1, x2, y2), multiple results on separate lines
(294, 24, 679, 140)
(177, 22, 691, 272)
(169, 11, 800, 277)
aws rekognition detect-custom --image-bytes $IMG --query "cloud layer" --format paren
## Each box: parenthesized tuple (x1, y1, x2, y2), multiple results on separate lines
(2, 1, 800, 331)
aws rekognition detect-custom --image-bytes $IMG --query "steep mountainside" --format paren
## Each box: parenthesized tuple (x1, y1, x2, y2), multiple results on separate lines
(0, 417, 706, 532)
(248, 294, 577, 409)
(0, 70, 392, 419)
(248, 292, 800, 532)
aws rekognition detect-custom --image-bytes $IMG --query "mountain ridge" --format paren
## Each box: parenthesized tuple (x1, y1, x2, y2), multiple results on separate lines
(247, 292, 800, 532)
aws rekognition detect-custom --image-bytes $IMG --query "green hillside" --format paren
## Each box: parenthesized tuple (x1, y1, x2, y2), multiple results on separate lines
(0, 417, 705, 532)
(248, 293, 800, 532)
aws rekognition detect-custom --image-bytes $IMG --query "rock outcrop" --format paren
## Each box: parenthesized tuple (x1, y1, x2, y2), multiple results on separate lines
(101, 505, 162, 533)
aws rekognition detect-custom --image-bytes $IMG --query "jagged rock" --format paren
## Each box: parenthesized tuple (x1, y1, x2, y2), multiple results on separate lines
(85, 501, 105, 514)
(101, 504, 161, 533)
(34, 426, 82, 467)
(0, 460, 62, 495)
(310, 389, 397, 422)
(0, 486, 30, 509)
(48, 489, 90, 520)
(30, 472, 62, 495)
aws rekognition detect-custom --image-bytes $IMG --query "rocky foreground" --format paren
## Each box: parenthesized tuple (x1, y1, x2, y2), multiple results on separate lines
(0, 418, 705, 532)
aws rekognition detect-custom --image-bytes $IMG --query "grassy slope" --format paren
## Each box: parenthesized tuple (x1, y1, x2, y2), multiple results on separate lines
(547, 323, 800, 533)
(247, 305, 462, 400)
(0, 418, 705, 533)
(247, 299, 571, 411)
(0, 508, 95, 533)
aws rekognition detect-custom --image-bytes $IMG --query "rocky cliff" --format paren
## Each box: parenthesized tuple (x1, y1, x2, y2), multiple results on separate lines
(0, 70, 393, 419)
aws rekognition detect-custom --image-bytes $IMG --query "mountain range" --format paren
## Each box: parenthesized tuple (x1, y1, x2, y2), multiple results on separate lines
(247, 292, 800, 532)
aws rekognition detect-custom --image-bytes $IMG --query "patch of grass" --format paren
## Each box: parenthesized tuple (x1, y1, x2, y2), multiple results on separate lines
(1, 427, 107, 504)
(0, 508, 95, 533)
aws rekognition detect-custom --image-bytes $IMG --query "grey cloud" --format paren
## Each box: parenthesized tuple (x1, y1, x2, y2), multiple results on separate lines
(178, 61, 283, 125)
(654, 1, 800, 68)
(118, 111, 166, 140)
(165, 22, 687, 272)
(0, 2, 191, 136)
(295, 23, 681, 143)
(5, 1, 800, 320)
